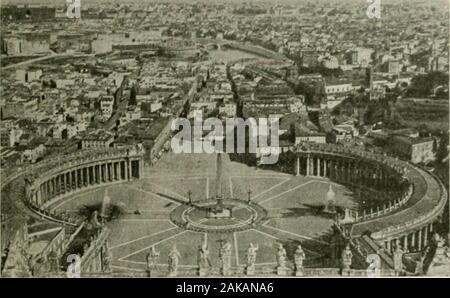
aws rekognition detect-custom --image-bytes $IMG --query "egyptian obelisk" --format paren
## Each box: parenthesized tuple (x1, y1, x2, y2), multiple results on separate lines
(207, 152, 232, 218)
(215, 153, 223, 200)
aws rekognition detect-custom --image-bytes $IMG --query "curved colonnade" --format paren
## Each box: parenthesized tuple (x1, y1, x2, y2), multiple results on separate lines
(2, 146, 145, 226)
(290, 143, 448, 253)
(1, 143, 446, 257)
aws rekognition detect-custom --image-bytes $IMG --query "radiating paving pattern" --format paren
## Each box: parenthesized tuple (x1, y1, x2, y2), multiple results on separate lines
(53, 153, 357, 273)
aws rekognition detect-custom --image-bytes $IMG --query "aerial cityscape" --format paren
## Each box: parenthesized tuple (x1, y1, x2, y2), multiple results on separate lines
(0, 0, 449, 278)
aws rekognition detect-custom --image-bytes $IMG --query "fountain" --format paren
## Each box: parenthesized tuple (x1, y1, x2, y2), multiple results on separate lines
(324, 184, 337, 214)
(101, 188, 111, 222)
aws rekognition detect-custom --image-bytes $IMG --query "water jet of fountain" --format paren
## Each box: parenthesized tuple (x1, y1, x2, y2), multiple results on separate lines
(101, 188, 111, 222)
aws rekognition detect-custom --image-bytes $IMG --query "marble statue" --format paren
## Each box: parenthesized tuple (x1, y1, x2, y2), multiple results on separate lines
(246, 243, 259, 275)
(276, 244, 287, 268)
(83, 242, 89, 254)
(146, 246, 160, 277)
(427, 234, 450, 276)
(48, 251, 60, 273)
(393, 246, 404, 275)
(415, 253, 425, 276)
(197, 243, 211, 276)
(103, 249, 112, 272)
(91, 210, 102, 228)
(168, 245, 181, 277)
(28, 256, 36, 276)
(341, 244, 352, 270)
(219, 240, 232, 275)
(276, 244, 288, 275)
(294, 244, 306, 276)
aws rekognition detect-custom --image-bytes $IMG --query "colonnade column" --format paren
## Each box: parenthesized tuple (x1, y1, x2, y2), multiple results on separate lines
(44, 183, 48, 201)
(92, 165, 96, 184)
(81, 168, 85, 187)
(312, 157, 316, 176)
(37, 189, 42, 206)
(316, 158, 320, 177)
(40, 184, 45, 202)
(328, 160, 333, 179)
(67, 172, 71, 191)
(61, 174, 66, 194)
(64, 172, 72, 192)
(335, 160, 340, 182)
(106, 163, 110, 181)
(48, 180, 52, 199)
(50, 178, 55, 197)
(39, 184, 44, 202)
(127, 160, 131, 181)
(55, 175, 60, 195)
(306, 155, 310, 176)
(42, 182, 47, 201)
(102, 164, 106, 182)
(418, 229, 423, 251)
(348, 162, 352, 183)
(423, 226, 429, 247)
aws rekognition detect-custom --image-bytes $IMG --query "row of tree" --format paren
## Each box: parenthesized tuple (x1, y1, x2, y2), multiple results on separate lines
(406, 71, 448, 99)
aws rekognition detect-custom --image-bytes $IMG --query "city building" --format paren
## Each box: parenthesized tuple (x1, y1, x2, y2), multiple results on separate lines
(80, 130, 114, 149)
(387, 136, 436, 164)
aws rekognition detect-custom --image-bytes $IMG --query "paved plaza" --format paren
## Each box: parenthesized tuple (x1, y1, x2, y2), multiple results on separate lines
(52, 153, 358, 273)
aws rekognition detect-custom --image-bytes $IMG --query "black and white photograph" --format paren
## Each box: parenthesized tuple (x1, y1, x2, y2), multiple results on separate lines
(0, 0, 449, 281)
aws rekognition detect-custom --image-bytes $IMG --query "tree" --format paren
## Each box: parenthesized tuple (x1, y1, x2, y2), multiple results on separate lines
(418, 124, 429, 137)
(435, 133, 449, 163)
(293, 82, 315, 104)
(406, 71, 448, 98)
(155, 47, 166, 57)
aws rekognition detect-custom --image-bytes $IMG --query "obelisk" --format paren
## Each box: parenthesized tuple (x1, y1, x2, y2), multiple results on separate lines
(215, 153, 223, 199)
(214, 153, 225, 213)
(207, 153, 232, 218)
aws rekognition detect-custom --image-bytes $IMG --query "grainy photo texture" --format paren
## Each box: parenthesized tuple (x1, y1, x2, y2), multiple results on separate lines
(0, 0, 449, 278)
